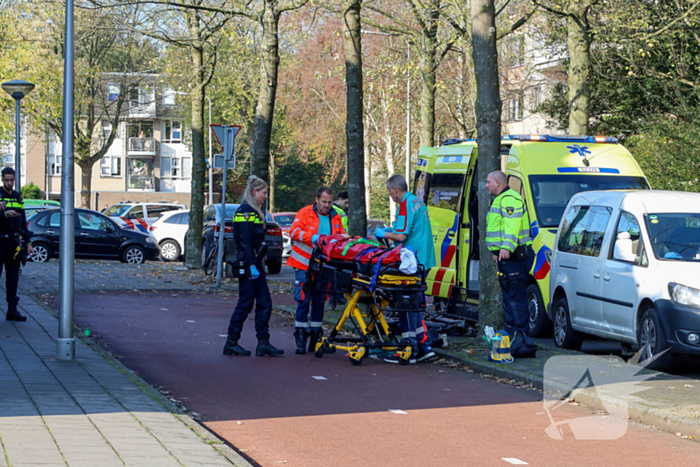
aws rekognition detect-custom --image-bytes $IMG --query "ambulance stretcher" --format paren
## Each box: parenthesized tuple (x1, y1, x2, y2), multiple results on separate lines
(307, 235, 427, 366)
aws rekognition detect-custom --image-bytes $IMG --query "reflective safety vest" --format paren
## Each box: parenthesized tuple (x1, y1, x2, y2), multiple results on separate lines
(486, 187, 532, 253)
(287, 203, 345, 271)
(332, 204, 348, 232)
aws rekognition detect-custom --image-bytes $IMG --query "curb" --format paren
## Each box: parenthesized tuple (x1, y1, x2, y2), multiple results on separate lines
(29, 293, 256, 467)
(434, 346, 700, 440)
(276, 302, 700, 440)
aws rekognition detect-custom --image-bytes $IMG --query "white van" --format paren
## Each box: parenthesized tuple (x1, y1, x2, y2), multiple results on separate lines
(549, 190, 700, 368)
(103, 202, 186, 234)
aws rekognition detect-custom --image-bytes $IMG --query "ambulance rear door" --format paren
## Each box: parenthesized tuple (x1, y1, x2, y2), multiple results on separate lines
(425, 144, 474, 298)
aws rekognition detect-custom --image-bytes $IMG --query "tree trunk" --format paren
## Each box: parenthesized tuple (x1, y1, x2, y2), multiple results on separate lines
(567, 13, 590, 135)
(472, 0, 503, 333)
(79, 163, 91, 209)
(184, 31, 207, 268)
(418, 4, 439, 147)
(343, 0, 367, 237)
(250, 0, 280, 183)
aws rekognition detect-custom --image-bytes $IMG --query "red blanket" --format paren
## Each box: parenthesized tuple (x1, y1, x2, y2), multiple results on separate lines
(317, 235, 402, 264)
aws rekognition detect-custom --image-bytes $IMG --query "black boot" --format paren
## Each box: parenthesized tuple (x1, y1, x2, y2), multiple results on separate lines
(222, 336, 251, 356)
(5, 305, 26, 322)
(294, 328, 308, 355)
(308, 328, 322, 353)
(256, 338, 284, 357)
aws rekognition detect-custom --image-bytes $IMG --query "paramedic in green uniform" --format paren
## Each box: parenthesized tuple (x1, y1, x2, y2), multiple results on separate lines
(376, 174, 436, 363)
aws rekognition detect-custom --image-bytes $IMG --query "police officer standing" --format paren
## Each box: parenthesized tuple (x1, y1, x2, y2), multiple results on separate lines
(485, 170, 534, 335)
(331, 191, 349, 232)
(223, 175, 283, 357)
(0, 167, 34, 322)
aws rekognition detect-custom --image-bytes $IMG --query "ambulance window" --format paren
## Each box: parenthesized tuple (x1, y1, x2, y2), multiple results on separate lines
(508, 176, 524, 197)
(427, 173, 464, 213)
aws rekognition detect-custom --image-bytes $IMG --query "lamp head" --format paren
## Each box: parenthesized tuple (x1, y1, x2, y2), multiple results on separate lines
(2, 80, 35, 100)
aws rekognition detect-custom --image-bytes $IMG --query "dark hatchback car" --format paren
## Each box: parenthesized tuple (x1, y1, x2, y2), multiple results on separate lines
(198, 204, 283, 274)
(28, 208, 160, 264)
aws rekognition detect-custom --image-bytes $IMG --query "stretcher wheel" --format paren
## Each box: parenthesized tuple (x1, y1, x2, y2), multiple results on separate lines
(349, 356, 364, 366)
(399, 355, 411, 366)
(314, 345, 325, 358)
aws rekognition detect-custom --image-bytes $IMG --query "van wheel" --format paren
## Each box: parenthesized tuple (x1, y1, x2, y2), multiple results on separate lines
(637, 307, 672, 370)
(526, 284, 552, 337)
(553, 297, 583, 351)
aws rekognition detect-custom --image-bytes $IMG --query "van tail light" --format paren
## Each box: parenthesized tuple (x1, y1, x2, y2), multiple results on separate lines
(150, 225, 157, 231)
(213, 224, 233, 233)
(267, 227, 282, 236)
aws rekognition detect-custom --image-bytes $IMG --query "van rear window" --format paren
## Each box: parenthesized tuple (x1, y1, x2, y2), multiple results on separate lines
(427, 173, 465, 213)
(529, 175, 648, 228)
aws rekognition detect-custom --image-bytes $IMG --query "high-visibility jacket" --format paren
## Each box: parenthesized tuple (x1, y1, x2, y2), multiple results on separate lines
(0, 189, 30, 245)
(287, 203, 345, 271)
(486, 187, 532, 253)
(332, 204, 348, 231)
(232, 202, 265, 267)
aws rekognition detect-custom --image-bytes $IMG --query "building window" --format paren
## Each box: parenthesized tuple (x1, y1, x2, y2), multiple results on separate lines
(506, 96, 523, 122)
(102, 120, 112, 139)
(161, 155, 192, 179)
(101, 155, 121, 176)
(108, 83, 119, 102)
(163, 87, 176, 105)
(508, 36, 525, 68)
(48, 136, 61, 175)
(128, 157, 155, 190)
(163, 121, 182, 143)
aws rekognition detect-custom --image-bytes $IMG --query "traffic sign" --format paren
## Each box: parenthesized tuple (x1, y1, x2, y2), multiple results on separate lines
(210, 125, 241, 161)
(212, 154, 236, 170)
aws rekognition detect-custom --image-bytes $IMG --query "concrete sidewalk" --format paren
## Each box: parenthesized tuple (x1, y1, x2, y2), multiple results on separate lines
(0, 292, 250, 467)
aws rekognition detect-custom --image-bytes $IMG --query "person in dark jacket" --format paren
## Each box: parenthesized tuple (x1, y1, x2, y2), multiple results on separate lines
(0, 167, 35, 321)
(223, 175, 284, 357)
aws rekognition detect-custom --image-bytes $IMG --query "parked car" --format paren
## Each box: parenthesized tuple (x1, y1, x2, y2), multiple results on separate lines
(271, 212, 296, 258)
(187, 204, 284, 274)
(24, 199, 61, 218)
(103, 202, 186, 233)
(150, 210, 190, 261)
(28, 208, 160, 264)
(549, 190, 700, 369)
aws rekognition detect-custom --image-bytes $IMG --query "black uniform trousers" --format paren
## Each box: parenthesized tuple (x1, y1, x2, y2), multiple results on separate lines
(0, 239, 20, 309)
(499, 248, 535, 334)
(227, 260, 273, 340)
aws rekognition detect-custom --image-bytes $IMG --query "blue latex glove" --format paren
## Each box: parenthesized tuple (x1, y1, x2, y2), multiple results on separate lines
(312, 234, 320, 245)
(375, 227, 387, 239)
(250, 265, 260, 279)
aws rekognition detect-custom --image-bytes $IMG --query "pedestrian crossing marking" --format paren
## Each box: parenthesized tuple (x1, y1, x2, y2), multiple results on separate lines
(388, 409, 408, 415)
(502, 458, 528, 465)
(312, 376, 327, 380)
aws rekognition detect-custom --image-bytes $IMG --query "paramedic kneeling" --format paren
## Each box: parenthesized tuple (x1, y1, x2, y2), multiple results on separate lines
(288, 186, 346, 354)
(377, 174, 437, 364)
(223, 176, 283, 357)
(485, 171, 535, 335)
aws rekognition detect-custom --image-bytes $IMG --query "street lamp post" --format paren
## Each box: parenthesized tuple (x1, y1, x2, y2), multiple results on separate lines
(2, 80, 35, 193)
(206, 95, 213, 205)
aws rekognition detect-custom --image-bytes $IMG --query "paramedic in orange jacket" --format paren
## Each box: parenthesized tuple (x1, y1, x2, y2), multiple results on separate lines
(288, 186, 346, 354)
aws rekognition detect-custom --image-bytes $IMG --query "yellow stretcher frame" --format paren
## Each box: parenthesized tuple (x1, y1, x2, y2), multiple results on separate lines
(313, 272, 423, 366)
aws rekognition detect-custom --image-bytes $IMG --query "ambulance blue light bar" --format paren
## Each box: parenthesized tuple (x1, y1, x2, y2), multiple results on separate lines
(444, 135, 618, 145)
(504, 135, 618, 144)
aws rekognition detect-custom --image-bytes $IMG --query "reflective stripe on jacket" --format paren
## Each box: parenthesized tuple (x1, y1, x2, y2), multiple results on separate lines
(233, 202, 265, 267)
(332, 204, 348, 231)
(287, 203, 345, 271)
(0, 189, 30, 245)
(486, 187, 532, 253)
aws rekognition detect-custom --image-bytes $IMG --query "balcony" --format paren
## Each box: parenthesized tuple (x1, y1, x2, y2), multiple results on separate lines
(128, 137, 156, 155)
(127, 100, 156, 119)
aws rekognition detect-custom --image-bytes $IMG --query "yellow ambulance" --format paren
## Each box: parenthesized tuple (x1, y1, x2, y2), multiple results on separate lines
(415, 135, 650, 336)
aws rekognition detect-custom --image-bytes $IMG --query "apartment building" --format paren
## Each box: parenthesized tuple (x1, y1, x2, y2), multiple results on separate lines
(501, 25, 568, 135)
(1, 74, 193, 208)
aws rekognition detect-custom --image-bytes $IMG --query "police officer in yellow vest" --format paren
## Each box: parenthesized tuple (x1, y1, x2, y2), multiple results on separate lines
(485, 171, 534, 335)
(331, 192, 349, 232)
(0, 168, 34, 322)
